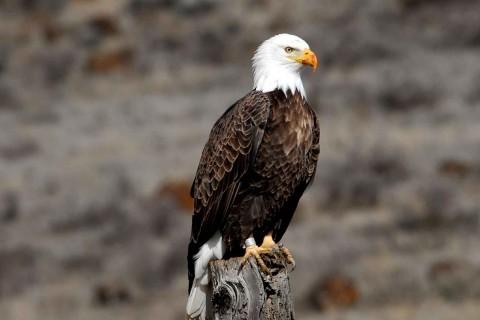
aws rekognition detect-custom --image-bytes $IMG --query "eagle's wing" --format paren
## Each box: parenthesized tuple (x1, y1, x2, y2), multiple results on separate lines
(190, 91, 271, 246)
(305, 107, 321, 183)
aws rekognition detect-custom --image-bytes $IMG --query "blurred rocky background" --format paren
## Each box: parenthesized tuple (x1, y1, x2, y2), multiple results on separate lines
(0, 0, 479, 319)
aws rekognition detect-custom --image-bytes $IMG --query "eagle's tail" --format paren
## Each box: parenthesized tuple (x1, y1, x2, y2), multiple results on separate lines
(186, 276, 208, 320)
(186, 232, 224, 320)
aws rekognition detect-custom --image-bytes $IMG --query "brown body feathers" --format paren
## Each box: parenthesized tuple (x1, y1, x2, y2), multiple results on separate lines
(188, 89, 319, 291)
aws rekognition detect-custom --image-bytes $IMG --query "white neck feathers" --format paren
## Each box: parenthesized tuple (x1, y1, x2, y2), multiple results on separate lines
(253, 64, 306, 98)
(252, 43, 306, 98)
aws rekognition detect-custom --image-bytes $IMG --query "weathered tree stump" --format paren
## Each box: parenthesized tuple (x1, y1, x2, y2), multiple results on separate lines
(208, 249, 295, 320)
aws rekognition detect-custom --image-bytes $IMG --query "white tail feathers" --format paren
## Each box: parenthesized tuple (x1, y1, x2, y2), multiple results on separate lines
(186, 277, 208, 320)
(186, 232, 224, 320)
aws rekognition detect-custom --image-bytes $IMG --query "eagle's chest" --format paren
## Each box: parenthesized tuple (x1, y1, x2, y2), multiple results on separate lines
(254, 101, 313, 181)
(266, 102, 313, 155)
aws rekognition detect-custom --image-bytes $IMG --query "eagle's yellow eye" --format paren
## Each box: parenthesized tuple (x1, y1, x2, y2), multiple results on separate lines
(285, 47, 294, 53)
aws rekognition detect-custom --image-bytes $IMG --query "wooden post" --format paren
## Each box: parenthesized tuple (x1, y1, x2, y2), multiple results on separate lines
(208, 249, 295, 320)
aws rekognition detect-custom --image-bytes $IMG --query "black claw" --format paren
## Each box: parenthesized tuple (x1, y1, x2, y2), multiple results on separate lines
(238, 257, 250, 274)
(276, 243, 296, 271)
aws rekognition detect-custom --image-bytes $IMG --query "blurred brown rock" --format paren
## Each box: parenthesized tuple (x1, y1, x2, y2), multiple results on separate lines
(309, 274, 360, 311)
(93, 282, 132, 306)
(86, 47, 133, 73)
(438, 159, 473, 179)
(88, 15, 120, 37)
(155, 180, 193, 211)
(42, 20, 63, 43)
(0, 139, 39, 161)
(0, 192, 18, 223)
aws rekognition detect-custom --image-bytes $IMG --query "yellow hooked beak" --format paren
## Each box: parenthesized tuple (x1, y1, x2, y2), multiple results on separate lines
(295, 48, 318, 70)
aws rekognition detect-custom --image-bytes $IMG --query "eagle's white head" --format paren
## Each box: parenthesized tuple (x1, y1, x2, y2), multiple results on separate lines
(252, 33, 317, 98)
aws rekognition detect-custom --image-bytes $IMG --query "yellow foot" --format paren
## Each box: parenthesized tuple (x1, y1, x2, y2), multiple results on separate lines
(260, 234, 276, 249)
(239, 245, 271, 274)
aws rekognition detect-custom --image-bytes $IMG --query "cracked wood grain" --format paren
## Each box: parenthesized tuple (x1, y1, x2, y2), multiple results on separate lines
(208, 249, 295, 320)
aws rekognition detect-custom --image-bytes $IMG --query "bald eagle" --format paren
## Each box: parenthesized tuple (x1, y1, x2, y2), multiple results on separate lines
(186, 34, 320, 319)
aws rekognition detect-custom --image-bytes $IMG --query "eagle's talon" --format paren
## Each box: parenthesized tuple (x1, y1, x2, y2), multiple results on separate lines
(238, 257, 249, 273)
(278, 244, 296, 270)
(240, 245, 271, 275)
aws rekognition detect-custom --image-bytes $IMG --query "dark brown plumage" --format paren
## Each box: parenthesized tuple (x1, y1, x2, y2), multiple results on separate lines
(188, 89, 319, 291)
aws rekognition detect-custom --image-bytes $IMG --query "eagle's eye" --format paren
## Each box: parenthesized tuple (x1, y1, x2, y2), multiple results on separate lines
(284, 47, 295, 53)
